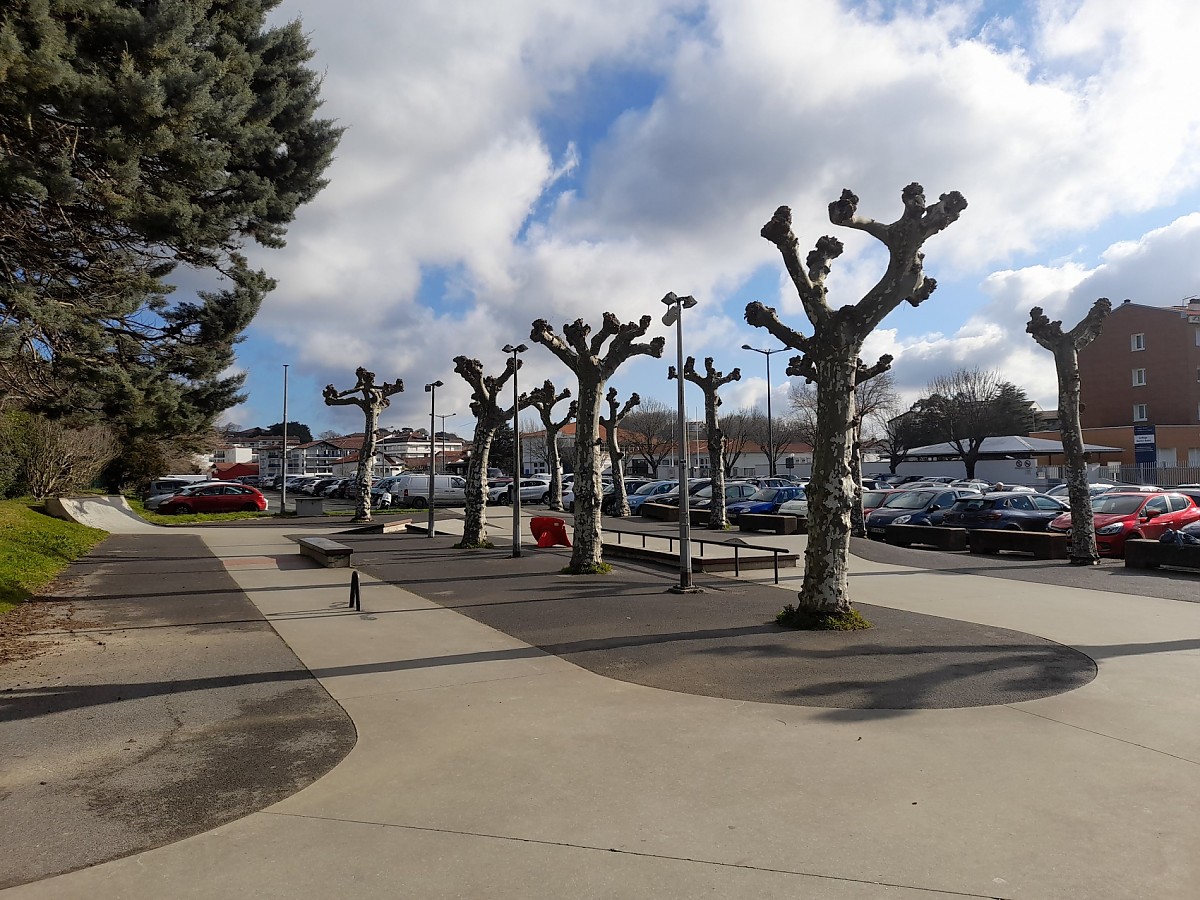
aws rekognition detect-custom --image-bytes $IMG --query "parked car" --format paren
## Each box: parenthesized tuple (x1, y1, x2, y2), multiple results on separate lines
(864, 488, 982, 538)
(776, 488, 809, 524)
(143, 475, 210, 503)
(689, 481, 759, 511)
(390, 473, 469, 508)
(487, 478, 548, 505)
(654, 478, 713, 506)
(305, 477, 340, 496)
(1096, 484, 1163, 494)
(950, 479, 994, 493)
(626, 480, 679, 514)
(861, 488, 903, 515)
(1047, 491, 1200, 557)
(563, 479, 655, 515)
(157, 482, 268, 515)
(1043, 482, 1118, 499)
(941, 492, 1068, 532)
(725, 485, 807, 523)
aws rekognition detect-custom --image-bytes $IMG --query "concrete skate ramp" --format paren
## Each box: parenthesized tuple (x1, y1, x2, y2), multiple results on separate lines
(47, 496, 159, 533)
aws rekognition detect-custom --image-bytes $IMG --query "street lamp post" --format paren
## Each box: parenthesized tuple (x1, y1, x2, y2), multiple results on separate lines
(502, 343, 528, 558)
(663, 293, 700, 594)
(741, 344, 785, 476)
(423, 381, 443, 537)
(436, 412, 457, 474)
(281, 364, 289, 514)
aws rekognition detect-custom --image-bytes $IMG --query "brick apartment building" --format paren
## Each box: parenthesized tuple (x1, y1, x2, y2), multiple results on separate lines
(1050, 297, 1200, 468)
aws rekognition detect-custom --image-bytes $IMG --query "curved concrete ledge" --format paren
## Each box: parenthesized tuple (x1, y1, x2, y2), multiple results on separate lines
(46, 495, 159, 533)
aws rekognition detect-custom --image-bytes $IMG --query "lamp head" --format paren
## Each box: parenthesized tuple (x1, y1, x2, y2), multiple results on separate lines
(424, 380, 443, 392)
(741, 344, 752, 350)
(502, 343, 528, 354)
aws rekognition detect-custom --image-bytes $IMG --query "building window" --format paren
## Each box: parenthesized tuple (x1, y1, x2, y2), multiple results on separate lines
(1133, 404, 1148, 422)
(1131, 333, 1145, 351)
(1132, 368, 1146, 386)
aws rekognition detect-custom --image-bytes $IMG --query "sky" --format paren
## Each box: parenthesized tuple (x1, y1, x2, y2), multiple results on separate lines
(216, 0, 1200, 439)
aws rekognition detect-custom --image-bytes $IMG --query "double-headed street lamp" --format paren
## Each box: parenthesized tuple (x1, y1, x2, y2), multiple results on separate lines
(663, 292, 700, 594)
(741, 344, 785, 476)
(436, 412, 457, 474)
(424, 380, 443, 538)
(502, 343, 528, 558)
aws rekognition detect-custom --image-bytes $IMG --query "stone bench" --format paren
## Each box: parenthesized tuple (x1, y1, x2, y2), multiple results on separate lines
(884, 524, 968, 551)
(298, 536, 354, 568)
(640, 502, 680, 522)
(967, 529, 1068, 559)
(738, 513, 800, 535)
(1124, 538, 1200, 571)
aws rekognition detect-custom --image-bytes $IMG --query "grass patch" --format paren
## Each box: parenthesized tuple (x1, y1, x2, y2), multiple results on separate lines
(775, 603, 873, 631)
(126, 497, 273, 526)
(0, 499, 108, 616)
(560, 562, 613, 575)
(454, 540, 495, 549)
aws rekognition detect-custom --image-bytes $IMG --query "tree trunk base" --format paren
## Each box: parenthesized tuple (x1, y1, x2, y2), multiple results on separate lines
(1068, 555, 1101, 566)
(776, 603, 872, 631)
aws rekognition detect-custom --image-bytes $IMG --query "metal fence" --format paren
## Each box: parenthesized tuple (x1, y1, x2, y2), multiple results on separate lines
(1040, 464, 1200, 487)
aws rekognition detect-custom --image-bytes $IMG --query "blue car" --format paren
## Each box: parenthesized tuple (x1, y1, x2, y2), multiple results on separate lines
(626, 480, 679, 514)
(725, 486, 806, 523)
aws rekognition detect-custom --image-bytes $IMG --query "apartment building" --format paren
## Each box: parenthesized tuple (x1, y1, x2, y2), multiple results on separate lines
(1074, 297, 1200, 467)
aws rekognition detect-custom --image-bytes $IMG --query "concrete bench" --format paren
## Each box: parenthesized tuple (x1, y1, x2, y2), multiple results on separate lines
(298, 536, 353, 568)
(967, 529, 1068, 559)
(884, 524, 968, 551)
(738, 513, 800, 535)
(1124, 539, 1200, 571)
(640, 502, 680, 522)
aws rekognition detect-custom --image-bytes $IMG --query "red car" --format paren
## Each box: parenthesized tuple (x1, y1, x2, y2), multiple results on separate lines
(158, 482, 268, 515)
(1047, 491, 1200, 557)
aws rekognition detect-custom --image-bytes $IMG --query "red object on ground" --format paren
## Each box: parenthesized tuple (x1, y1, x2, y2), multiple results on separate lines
(530, 516, 571, 548)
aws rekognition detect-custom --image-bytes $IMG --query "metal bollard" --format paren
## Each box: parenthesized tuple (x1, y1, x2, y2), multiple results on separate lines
(349, 569, 361, 611)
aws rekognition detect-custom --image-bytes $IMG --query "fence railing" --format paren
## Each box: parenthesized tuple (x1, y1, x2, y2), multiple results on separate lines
(1040, 464, 1200, 487)
(602, 523, 793, 584)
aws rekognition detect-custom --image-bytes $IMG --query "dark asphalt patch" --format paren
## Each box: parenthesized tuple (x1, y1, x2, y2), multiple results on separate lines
(339, 532, 1096, 712)
(0, 533, 356, 889)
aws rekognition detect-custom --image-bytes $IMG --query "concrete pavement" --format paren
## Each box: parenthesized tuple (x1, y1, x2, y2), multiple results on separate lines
(3, 509, 1199, 898)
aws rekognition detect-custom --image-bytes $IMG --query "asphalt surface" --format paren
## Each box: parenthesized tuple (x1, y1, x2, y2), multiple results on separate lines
(849, 535, 1200, 602)
(339, 532, 1097, 710)
(0, 533, 356, 890)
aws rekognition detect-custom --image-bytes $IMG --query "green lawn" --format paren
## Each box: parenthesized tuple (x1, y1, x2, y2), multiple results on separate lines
(0, 499, 108, 616)
(126, 497, 274, 525)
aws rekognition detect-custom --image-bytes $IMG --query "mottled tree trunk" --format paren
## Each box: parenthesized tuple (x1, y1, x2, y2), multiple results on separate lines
(705, 395, 728, 530)
(571, 379, 605, 570)
(606, 430, 629, 517)
(452, 355, 527, 549)
(531, 314, 664, 573)
(849, 423, 865, 538)
(802, 353, 859, 612)
(354, 413, 380, 522)
(1055, 349, 1099, 564)
(323, 367, 404, 524)
(460, 425, 495, 546)
(545, 438, 564, 510)
(1027, 299, 1110, 566)
(748, 185, 966, 619)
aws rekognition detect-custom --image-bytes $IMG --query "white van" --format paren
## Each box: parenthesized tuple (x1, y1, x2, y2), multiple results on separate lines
(391, 473, 468, 508)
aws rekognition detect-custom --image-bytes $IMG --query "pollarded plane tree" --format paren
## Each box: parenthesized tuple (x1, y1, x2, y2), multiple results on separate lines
(1026, 298, 1113, 566)
(748, 184, 967, 624)
(669, 357, 741, 530)
(531, 313, 665, 573)
(452, 355, 529, 548)
(599, 388, 641, 517)
(525, 380, 577, 511)
(322, 368, 404, 522)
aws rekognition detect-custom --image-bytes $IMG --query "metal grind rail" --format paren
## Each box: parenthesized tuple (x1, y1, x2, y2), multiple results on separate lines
(601, 524, 792, 584)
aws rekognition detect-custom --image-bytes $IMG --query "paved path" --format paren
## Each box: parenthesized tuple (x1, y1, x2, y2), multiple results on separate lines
(2, 511, 1198, 898)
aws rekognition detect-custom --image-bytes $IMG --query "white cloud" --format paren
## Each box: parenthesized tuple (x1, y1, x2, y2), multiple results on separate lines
(227, 0, 1200, 432)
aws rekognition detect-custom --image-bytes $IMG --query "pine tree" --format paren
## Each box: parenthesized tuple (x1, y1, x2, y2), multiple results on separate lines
(0, 0, 341, 438)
